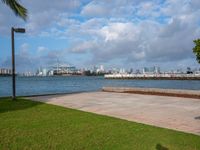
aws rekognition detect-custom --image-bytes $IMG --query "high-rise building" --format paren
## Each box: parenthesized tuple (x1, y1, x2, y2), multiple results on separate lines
(143, 66, 160, 74)
(0, 68, 12, 75)
(42, 68, 47, 76)
(119, 68, 126, 74)
(100, 65, 104, 72)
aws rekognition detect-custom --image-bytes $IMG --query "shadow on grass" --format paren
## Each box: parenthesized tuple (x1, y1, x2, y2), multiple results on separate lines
(0, 97, 42, 114)
(156, 144, 169, 150)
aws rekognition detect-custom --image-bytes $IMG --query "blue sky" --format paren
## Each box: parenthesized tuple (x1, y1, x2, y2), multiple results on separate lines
(0, 0, 200, 72)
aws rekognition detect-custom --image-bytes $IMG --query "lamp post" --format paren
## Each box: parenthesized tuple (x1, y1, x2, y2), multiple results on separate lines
(11, 27, 25, 100)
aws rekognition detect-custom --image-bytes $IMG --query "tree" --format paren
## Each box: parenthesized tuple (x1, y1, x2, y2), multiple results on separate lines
(193, 39, 200, 64)
(1, 0, 27, 20)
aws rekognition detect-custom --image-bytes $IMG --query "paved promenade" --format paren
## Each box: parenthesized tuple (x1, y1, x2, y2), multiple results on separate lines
(30, 92, 200, 135)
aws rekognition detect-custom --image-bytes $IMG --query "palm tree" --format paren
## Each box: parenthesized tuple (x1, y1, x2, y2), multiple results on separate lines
(1, 0, 27, 20)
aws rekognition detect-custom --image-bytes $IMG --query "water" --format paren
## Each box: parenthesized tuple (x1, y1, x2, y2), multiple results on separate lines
(0, 76, 200, 97)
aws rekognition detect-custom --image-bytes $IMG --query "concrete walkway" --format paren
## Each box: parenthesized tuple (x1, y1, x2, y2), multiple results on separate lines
(29, 92, 200, 135)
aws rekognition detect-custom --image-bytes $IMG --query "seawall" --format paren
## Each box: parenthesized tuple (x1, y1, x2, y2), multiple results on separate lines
(102, 87, 200, 99)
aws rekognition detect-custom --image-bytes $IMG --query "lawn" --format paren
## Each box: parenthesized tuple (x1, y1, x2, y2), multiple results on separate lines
(0, 98, 200, 150)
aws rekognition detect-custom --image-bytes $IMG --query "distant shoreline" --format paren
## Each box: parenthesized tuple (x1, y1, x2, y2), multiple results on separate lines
(104, 74, 200, 80)
(105, 76, 200, 80)
(1, 75, 200, 80)
(0, 74, 12, 77)
(0, 75, 105, 77)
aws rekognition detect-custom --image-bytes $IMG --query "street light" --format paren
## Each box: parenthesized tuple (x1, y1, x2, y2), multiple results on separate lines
(11, 27, 25, 100)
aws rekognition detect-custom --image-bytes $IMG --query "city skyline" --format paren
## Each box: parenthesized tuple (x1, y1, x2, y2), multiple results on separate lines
(1, 64, 200, 76)
(1, 0, 200, 72)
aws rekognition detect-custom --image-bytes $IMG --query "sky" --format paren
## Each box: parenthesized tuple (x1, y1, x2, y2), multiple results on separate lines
(0, 0, 200, 72)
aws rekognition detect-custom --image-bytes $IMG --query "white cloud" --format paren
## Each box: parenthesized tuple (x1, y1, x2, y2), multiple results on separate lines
(0, 0, 82, 35)
(136, 1, 159, 17)
(1, 0, 200, 71)
(37, 46, 48, 53)
(100, 22, 139, 42)
(81, 1, 110, 17)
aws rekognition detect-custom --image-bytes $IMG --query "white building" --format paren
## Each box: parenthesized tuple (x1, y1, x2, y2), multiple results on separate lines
(0, 68, 12, 75)
(42, 68, 47, 76)
(119, 68, 126, 74)
(100, 65, 104, 72)
(143, 66, 160, 74)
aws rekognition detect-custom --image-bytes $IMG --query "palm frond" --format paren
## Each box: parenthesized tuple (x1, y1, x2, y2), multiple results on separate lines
(1, 0, 27, 21)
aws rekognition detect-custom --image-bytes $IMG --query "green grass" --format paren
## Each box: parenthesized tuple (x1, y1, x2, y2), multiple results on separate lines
(0, 98, 200, 150)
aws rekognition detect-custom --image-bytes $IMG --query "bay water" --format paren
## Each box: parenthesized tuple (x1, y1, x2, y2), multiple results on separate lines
(0, 76, 200, 97)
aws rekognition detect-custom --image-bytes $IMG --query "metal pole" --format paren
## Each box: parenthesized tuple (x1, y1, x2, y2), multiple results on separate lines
(11, 27, 16, 100)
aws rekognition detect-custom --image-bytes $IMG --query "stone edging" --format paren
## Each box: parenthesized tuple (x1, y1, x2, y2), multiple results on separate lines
(102, 87, 200, 99)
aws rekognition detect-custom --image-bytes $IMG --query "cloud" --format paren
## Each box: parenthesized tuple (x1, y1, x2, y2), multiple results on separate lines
(1, 43, 36, 72)
(0, 3, 24, 35)
(1, 0, 200, 72)
(66, 15, 199, 68)
(0, 0, 81, 35)
(70, 41, 97, 53)
(1, 43, 67, 72)
(37, 46, 48, 53)
(81, 1, 110, 17)
(80, 0, 152, 18)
